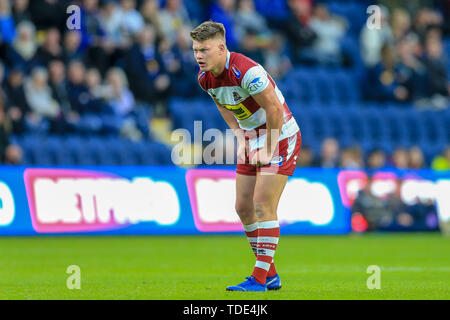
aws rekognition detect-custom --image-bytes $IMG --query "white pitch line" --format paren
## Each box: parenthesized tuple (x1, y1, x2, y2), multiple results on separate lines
(281, 266, 450, 273)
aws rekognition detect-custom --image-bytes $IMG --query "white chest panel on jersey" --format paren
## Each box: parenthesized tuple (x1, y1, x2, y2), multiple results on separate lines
(207, 86, 249, 105)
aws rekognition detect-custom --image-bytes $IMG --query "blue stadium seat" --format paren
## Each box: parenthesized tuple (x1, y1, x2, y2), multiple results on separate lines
(129, 141, 172, 165)
(253, 0, 289, 20)
(327, 1, 367, 35)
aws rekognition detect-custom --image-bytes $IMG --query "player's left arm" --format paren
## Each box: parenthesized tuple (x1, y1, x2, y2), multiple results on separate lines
(252, 86, 284, 163)
(241, 64, 284, 165)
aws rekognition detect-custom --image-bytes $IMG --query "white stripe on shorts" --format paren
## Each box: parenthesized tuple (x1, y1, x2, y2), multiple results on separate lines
(286, 134, 297, 161)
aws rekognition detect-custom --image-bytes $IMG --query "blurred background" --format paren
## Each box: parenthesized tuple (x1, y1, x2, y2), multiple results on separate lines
(0, 0, 449, 233)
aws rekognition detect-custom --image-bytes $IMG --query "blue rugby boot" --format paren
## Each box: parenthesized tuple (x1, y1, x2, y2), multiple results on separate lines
(265, 274, 282, 290)
(226, 276, 267, 292)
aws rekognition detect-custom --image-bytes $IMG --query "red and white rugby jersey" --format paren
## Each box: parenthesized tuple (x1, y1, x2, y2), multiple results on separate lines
(198, 51, 299, 147)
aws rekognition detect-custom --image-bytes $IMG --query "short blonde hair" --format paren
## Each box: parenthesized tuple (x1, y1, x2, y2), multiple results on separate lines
(190, 21, 226, 42)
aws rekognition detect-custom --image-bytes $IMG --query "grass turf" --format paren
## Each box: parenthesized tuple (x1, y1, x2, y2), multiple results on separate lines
(0, 233, 449, 300)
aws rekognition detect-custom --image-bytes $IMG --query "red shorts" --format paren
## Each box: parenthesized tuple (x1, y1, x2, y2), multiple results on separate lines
(236, 131, 302, 176)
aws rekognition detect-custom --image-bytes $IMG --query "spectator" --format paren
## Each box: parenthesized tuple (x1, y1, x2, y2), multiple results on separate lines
(12, 0, 32, 25)
(417, 28, 449, 109)
(263, 33, 292, 79)
(360, 5, 393, 67)
(84, 67, 119, 114)
(105, 67, 144, 140)
(408, 146, 425, 169)
(96, 0, 130, 75)
(406, 197, 439, 231)
(168, 26, 199, 97)
(104, 67, 134, 116)
(48, 60, 71, 116)
(307, 3, 348, 66)
(66, 60, 97, 115)
(385, 179, 414, 229)
(288, 0, 313, 25)
(99, 0, 127, 47)
(158, 38, 179, 76)
(319, 137, 339, 168)
(28, 0, 67, 31)
(395, 34, 427, 102)
(119, 0, 145, 41)
(235, 0, 270, 38)
(340, 146, 364, 169)
(283, 0, 317, 64)
(391, 8, 412, 43)
(440, 0, 450, 36)
(85, 67, 108, 103)
(122, 24, 171, 117)
(0, 97, 22, 164)
(431, 146, 450, 171)
(209, 0, 239, 50)
(62, 30, 84, 64)
(412, 8, 443, 44)
(363, 44, 409, 102)
(80, 0, 103, 48)
(36, 27, 64, 67)
(24, 67, 61, 131)
(0, 0, 17, 44)
(390, 147, 410, 169)
(367, 148, 387, 169)
(352, 177, 394, 231)
(8, 20, 38, 72)
(140, 0, 162, 38)
(296, 145, 315, 167)
(82, 0, 116, 75)
(3, 65, 30, 134)
(75, 66, 120, 135)
(234, 0, 272, 63)
(159, 0, 192, 46)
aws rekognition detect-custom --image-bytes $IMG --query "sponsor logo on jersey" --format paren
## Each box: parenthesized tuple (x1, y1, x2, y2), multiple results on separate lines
(233, 91, 242, 102)
(231, 65, 241, 79)
(223, 103, 252, 120)
(248, 77, 264, 93)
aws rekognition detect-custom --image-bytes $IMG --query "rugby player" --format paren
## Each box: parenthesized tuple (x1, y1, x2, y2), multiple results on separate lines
(191, 21, 301, 292)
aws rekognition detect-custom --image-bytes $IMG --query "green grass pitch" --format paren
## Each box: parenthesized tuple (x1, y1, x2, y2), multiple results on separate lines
(1, 233, 449, 299)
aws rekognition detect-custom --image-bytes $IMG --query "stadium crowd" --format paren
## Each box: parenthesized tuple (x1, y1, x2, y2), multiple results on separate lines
(0, 0, 449, 169)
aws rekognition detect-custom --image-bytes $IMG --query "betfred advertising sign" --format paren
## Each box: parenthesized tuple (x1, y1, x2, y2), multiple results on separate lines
(24, 169, 180, 233)
(1, 165, 449, 235)
(186, 169, 338, 233)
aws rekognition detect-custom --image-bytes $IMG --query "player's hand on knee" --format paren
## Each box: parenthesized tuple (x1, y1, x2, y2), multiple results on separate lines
(237, 143, 247, 164)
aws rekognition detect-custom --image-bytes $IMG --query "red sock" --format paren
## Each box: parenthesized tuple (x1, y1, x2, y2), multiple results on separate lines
(251, 221, 280, 285)
(244, 222, 278, 278)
